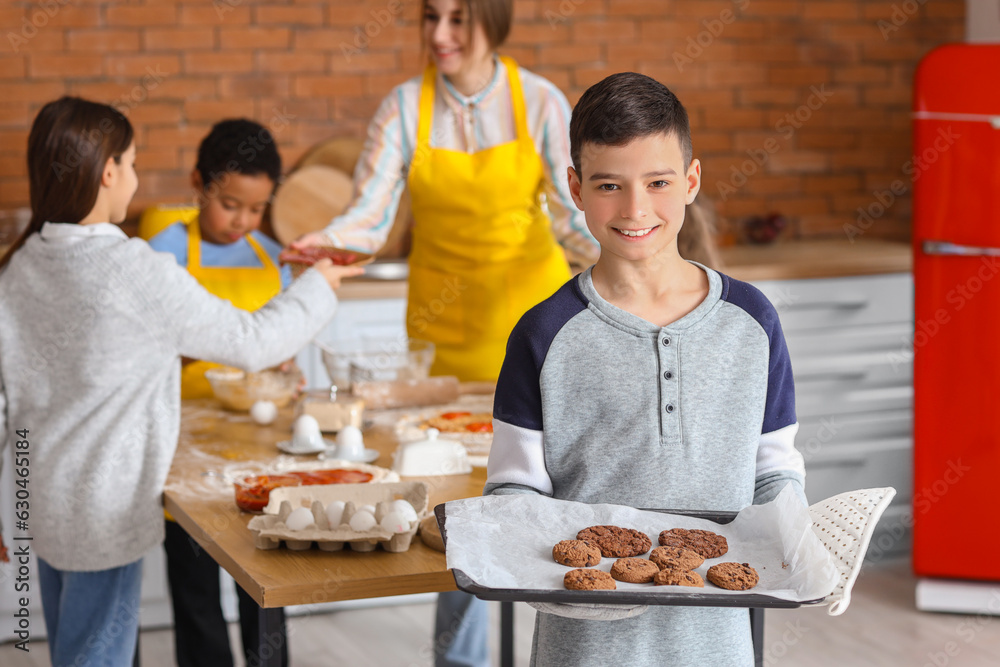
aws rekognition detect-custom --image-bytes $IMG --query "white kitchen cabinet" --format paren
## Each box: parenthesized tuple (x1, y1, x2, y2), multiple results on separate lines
(755, 273, 914, 558)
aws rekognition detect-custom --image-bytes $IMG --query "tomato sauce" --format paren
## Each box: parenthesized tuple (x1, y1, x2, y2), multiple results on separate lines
(465, 422, 493, 433)
(234, 469, 374, 512)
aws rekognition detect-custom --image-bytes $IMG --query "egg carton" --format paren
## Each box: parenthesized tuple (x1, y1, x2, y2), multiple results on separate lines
(247, 481, 428, 553)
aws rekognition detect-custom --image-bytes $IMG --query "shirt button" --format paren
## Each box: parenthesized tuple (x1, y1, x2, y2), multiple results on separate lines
(663, 371, 672, 380)
(665, 404, 674, 413)
(662, 338, 670, 346)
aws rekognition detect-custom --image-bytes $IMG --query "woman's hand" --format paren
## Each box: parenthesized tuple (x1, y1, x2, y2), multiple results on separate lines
(312, 258, 365, 290)
(290, 231, 331, 250)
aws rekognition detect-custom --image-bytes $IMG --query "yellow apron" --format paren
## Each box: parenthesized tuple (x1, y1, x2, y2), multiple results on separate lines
(406, 57, 571, 382)
(138, 203, 198, 242)
(182, 219, 282, 399)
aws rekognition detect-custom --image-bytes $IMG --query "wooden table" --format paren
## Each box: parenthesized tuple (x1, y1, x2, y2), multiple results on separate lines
(163, 400, 509, 666)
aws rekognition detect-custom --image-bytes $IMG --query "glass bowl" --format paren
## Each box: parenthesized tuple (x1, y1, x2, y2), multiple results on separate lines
(204, 365, 301, 411)
(316, 337, 435, 389)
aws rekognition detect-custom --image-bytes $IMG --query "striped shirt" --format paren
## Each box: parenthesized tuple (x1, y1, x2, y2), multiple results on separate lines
(323, 57, 598, 262)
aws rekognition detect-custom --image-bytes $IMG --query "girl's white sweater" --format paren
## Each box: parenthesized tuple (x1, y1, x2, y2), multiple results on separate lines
(0, 224, 337, 570)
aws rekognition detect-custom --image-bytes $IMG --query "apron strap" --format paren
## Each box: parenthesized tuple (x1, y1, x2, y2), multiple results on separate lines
(416, 64, 437, 149)
(186, 216, 203, 270)
(415, 57, 529, 151)
(244, 232, 278, 272)
(187, 218, 277, 276)
(499, 56, 531, 148)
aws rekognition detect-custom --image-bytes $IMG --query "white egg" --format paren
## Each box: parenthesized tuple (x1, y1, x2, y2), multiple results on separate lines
(326, 500, 346, 526)
(390, 499, 418, 523)
(250, 400, 277, 425)
(358, 504, 376, 515)
(285, 507, 315, 531)
(349, 510, 377, 532)
(379, 511, 409, 534)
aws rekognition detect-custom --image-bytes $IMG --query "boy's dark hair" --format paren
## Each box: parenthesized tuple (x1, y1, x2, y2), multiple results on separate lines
(569, 72, 693, 175)
(195, 119, 282, 189)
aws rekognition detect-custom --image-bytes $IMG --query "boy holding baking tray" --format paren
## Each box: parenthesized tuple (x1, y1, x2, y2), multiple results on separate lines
(484, 73, 806, 666)
(139, 119, 295, 667)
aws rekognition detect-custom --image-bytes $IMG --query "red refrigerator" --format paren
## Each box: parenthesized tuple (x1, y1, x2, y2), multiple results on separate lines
(913, 43, 1000, 583)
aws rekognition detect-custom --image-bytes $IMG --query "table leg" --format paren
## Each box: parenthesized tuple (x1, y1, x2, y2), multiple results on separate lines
(500, 600, 514, 667)
(255, 605, 286, 667)
(750, 608, 764, 667)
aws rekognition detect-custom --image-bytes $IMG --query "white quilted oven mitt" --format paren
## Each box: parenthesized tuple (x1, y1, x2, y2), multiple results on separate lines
(526, 601, 648, 621)
(808, 487, 896, 616)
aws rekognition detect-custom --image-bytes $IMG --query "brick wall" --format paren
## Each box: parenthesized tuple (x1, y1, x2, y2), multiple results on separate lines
(0, 0, 965, 242)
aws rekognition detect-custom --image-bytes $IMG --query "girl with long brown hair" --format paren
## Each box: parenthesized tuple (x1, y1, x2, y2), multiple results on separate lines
(0, 97, 360, 665)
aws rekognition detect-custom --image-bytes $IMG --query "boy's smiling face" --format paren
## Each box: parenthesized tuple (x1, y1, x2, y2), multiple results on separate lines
(194, 170, 274, 245)
(569, 132, 700, 264)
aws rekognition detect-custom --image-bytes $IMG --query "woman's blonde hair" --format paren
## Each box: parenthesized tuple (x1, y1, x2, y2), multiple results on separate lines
(421, 0, 513, 52)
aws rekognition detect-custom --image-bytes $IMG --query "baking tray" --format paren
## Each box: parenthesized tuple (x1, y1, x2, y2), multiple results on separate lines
(434, 503, 826, 609)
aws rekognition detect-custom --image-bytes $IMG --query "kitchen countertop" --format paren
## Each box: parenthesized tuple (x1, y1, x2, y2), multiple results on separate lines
(337, 238, 912, 300)
(718, 238, 912, 282)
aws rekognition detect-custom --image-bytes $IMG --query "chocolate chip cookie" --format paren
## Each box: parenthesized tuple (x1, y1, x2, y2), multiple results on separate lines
(706, 562, 759, 590)
(576, 525, 651, 558)
(564, 568, 616, 591)
(552, 540, 602, 567)
(648, 545, 705, 571)
(653, 568, 705, 587)
(657, 528, 729, 559)
(609, 557, 660, 584)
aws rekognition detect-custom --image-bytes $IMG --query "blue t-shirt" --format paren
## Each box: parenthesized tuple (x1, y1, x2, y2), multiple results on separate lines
(148, 222, 291, 289)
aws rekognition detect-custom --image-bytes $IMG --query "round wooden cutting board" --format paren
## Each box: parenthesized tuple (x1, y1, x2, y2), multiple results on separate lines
(271, 165, 354, 246)
(295, 137, 367, 175)
(419, 515, 446, 552)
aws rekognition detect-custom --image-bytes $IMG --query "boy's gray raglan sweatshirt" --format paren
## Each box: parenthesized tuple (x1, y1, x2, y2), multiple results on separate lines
(0, 226, 338, 571)
(485, 265, 806, 667)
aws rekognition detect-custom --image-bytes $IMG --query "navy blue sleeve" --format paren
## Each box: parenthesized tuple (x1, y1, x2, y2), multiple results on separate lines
(719, 274, 797, 434)
(493, 278, 588, 431)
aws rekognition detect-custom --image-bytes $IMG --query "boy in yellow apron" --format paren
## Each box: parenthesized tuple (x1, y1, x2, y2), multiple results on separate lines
(140, 119, 290, 667)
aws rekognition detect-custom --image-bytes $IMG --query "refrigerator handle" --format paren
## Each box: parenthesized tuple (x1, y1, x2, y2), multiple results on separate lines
(923, 240, 1000, 257)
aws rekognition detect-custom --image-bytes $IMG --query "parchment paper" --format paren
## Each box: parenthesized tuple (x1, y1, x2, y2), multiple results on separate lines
(443, 485, 838, 602)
